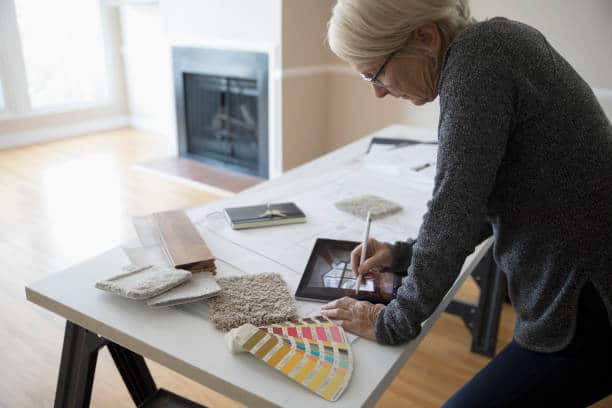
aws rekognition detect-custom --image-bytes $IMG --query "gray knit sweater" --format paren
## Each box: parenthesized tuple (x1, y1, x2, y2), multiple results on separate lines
(376, 17, 612, 352)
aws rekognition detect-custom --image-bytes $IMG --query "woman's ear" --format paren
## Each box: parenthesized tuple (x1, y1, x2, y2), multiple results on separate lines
(415, 23, 441, 57)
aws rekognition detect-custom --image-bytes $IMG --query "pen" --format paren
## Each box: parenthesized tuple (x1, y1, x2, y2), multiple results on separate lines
(356, 211, 372, 295)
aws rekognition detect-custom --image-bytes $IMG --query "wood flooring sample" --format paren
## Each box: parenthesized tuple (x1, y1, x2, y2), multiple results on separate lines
(154, 210, 216, 273)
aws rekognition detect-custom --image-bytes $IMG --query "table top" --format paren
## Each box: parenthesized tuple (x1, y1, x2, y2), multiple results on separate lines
(26, 125, 492, 407)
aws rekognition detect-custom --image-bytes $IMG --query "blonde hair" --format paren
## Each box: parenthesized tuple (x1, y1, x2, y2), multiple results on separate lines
(328, 0, 476, 64)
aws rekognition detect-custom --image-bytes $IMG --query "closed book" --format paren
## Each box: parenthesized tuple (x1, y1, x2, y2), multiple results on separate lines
(224, 202, 306, 229)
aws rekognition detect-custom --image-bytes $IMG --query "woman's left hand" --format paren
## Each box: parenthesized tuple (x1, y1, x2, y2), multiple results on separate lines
(320, 297, 385, 341)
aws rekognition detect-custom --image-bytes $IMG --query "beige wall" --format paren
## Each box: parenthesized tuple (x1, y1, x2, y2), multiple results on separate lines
(280, 0, 402, 169)
(281, 0, 334, 170)
(282, 75, 329, 170)
(326, 73, 401, 152)
(321, 1, 407, 152)
(280, 0, 422, 163)
(282, 0, 333, 69)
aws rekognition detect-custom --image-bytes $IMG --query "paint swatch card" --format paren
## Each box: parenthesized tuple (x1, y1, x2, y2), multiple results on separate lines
(226, 316, 353, 401)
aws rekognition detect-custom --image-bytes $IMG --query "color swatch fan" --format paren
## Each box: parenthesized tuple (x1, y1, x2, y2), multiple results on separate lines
(226, 316, 353, 401)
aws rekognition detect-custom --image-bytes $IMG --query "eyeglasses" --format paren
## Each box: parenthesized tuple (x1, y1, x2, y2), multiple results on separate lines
(360, 50, 397, 88)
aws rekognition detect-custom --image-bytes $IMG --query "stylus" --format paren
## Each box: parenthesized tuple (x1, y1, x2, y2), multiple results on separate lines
(356, 211, 372, 295)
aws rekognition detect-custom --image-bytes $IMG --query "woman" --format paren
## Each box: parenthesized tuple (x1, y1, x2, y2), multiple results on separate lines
(320, 0, 612, 406)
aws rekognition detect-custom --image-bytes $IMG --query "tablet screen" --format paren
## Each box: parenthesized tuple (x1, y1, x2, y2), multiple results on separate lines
(295, 238, 400, 304)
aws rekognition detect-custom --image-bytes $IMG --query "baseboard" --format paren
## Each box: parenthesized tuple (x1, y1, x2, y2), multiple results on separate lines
(130, 114, 174, 137)
(0, 115, 130, 149)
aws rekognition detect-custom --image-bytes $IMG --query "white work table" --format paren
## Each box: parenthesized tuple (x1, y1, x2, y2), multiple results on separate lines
(26, 125, 492, 407)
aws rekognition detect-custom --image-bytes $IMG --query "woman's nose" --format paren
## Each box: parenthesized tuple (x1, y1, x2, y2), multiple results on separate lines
(373, 84, 388, 98)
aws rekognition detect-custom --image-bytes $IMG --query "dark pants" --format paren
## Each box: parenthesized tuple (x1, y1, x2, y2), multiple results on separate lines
(444, 282, 612, 407)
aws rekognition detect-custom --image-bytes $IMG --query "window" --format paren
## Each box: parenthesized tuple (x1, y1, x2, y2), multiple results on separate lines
(14, 0, 109, 110)
(0, 0, 112, 116)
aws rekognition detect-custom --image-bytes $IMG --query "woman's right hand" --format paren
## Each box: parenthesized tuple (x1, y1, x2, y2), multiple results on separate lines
(351, 238, 393, 276)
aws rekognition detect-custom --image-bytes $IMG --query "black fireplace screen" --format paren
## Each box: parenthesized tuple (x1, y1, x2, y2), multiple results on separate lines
(173, 47, 268, 178)
(184, 73, 259, 173)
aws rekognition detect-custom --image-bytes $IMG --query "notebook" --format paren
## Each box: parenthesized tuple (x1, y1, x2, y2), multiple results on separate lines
(224, 202, 306, 230)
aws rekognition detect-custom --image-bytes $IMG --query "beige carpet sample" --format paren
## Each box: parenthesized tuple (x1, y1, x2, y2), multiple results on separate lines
(208, 273, 298, 331)
(95, 264, 191, 300)
(147, 271, 221, 308)
(335, 194, 402, 220)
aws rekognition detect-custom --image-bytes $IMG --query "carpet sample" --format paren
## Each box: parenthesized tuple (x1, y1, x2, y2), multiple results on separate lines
(146, 271, 221, 308)
(335, 194, 402, 220)
(225, 316, 353, 401)
(208, 273, 298, 331)
(95, 264, 191, 300)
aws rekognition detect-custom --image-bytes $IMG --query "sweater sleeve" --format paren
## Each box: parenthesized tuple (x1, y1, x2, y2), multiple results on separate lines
(389, 239, 416, 276)
(389, 222, 491, 277)
(375, 53, 515, 345)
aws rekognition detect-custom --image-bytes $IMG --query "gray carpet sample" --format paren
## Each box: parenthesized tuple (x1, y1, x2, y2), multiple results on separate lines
(335, 194, 403, 220)
(208, 273, 298, 331)
(95, 264, 191, 300)
(147, 271, 221, 308)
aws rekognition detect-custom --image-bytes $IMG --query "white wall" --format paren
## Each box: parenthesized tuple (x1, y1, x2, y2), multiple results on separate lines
(160, 0, 282, 47)
(401, 0, 612, 128)
(120, 5, 174, 152)
(158, 0, 284, 175)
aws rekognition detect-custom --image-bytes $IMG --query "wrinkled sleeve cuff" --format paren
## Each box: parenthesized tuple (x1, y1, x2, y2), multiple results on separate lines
(375, 307, 390, 344)
(374, 301, 421, 345)
(389, 238, 416, 276)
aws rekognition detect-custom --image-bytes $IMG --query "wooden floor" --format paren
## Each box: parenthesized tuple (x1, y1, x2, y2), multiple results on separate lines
(1, 128, 609, 407)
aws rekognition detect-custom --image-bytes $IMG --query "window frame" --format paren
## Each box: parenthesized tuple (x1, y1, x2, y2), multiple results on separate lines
(0, 0, 120, 120)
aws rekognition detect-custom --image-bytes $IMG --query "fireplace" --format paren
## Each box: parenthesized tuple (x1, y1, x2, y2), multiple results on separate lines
(172, 47, 269, 178)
